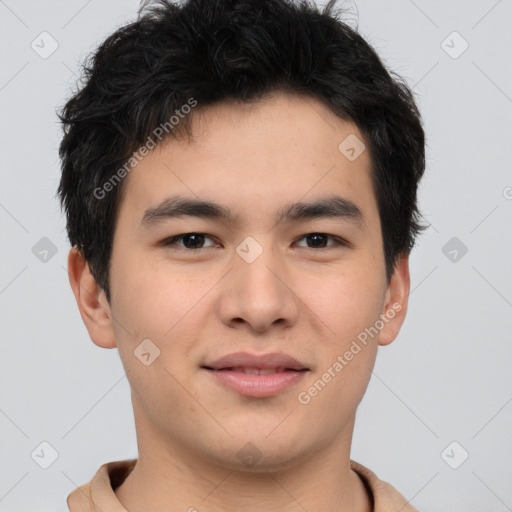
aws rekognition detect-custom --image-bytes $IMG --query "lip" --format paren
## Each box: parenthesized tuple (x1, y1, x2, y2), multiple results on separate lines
(201, 351, 309, 398)
(203, 351, 308, 371)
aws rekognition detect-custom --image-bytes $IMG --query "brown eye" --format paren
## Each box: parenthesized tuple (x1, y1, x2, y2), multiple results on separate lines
(295, 233, 346, 249)
(162, 233, 217, 249)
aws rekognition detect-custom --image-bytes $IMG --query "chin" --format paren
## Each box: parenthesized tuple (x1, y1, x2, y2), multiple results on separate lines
(216, 447, 308, 474)
(198, 431, 314, 474)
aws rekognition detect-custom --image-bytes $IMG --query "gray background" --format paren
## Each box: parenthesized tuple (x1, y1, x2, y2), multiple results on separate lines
(1, 0, 511, 510)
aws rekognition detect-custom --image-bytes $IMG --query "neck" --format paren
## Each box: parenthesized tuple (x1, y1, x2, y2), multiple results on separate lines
(115, 411, 372, 511)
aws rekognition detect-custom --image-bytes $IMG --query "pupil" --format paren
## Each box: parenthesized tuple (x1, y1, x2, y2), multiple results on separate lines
(184, 234, 204, 248)
(308, 234, 326, 248)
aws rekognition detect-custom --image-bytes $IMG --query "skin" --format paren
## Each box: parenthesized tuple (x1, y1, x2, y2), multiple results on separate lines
(68, 90, 410, 512)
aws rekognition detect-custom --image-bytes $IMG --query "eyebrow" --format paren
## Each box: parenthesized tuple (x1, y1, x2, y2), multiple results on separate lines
(140, 194, 365, 228)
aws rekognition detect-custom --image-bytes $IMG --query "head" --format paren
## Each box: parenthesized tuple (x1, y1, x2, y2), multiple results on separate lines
(58, 0, 426, 472)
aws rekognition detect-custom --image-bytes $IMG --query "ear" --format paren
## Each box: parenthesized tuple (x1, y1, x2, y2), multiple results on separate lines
(378, 253, 410, 347)
(67, 247, 117, 349)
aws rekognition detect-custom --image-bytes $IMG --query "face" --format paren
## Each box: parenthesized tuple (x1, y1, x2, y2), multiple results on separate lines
(72, 91, 409, 472)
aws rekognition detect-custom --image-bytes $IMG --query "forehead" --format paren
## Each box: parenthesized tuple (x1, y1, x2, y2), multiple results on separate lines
(117, 91, 377, 228)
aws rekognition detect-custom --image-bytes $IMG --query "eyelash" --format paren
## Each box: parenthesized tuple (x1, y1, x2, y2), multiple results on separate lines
(160, 233, 349, 251)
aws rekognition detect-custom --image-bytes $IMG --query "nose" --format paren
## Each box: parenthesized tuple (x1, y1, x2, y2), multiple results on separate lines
(217, 241, 300, 334)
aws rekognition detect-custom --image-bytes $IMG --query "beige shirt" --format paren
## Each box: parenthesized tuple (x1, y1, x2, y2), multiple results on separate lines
(67, 459, 418, 511)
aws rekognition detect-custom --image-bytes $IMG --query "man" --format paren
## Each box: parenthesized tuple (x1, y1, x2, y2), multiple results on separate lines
(58, 0, 426, 510)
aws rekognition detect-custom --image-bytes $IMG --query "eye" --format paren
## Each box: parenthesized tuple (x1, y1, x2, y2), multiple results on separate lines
(295, 233, 347, 249)
(160, 232, 349, 251)
(161, 233, 218, 250)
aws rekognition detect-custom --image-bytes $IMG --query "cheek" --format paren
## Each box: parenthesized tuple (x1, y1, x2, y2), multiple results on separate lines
(294, 270, 383, 428)
(110, 252, 186, 336)
(108, 261, 203, 427)
(303, 263, 386, 344)
(109, 254, 214, 383)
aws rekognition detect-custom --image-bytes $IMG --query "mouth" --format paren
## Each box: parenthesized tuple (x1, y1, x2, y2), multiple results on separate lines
(201, 352, 309, 398)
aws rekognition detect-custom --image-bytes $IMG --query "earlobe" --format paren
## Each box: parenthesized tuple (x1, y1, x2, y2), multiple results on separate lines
(378, 253, 410, 347)
(67, 247, 117, 349)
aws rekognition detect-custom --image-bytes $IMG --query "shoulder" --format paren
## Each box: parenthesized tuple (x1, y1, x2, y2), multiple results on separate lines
(67, 459, 137, 511)
(350, 460, 419, 512)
